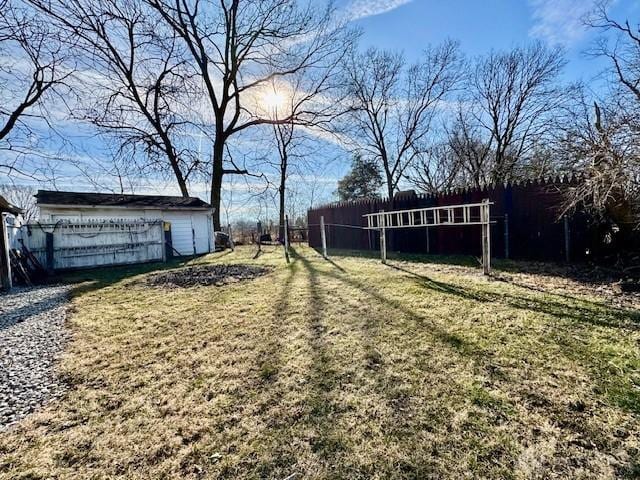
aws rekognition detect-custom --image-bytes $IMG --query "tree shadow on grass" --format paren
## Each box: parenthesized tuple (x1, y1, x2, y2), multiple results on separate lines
(386, 262, 640, 414)
(387, 264, 640, 331)
(300, 254, 485, 364)
(312, 247, 478, 268)
(298, 250, 640, 416)
(314, 246, 640, 297)
(289, 248, 349, 464)
(323, 257, 346, 273)
(255, 261, 300, 385)
(294, 249, 511, 477)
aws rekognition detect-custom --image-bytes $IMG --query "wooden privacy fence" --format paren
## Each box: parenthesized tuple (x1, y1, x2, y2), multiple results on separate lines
(308, 177, 637, 263)
(11, 219, 165, 271)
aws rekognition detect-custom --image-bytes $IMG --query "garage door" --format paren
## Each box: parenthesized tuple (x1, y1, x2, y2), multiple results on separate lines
(163, 213, 195, 256)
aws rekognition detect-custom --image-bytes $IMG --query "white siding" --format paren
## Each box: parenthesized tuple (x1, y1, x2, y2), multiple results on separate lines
(163, 212, 195, 255)
(191, 213, 211, 254)
(39, 205, 214, 256)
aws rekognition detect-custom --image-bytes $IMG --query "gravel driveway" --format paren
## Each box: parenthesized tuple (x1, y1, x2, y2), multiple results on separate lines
(0, 285, 72, 430)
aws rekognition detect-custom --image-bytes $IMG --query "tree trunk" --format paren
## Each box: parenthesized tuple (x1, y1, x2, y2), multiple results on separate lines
(278, 154, 287, 241)
(210, 137, 225, 231)
(386, 173, 395, 251)
(278, 182, 286, 242)
(168, 153, 189, 197)
(387, 182, 395, 208)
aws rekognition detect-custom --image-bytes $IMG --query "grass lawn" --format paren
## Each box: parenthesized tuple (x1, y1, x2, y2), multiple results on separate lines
(1, 245, 639, 479)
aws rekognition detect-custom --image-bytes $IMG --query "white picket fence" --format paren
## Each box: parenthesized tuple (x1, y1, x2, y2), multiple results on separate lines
(10, 219, 165, 270)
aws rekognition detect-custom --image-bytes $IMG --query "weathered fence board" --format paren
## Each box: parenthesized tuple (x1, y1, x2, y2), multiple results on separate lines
(12, 219, 165, 270)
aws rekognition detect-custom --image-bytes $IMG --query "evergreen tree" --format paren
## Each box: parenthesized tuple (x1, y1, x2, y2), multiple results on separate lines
(336, 155, 383, 201)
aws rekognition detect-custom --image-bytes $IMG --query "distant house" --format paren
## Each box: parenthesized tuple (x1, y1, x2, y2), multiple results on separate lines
(36, 190, 215, 256)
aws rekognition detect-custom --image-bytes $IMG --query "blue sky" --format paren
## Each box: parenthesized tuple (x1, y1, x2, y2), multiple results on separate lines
(349, 0, 638, 85)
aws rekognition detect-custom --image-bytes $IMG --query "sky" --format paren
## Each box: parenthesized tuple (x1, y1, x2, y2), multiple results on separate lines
(351, 0, 637, 85)
(2, 0, 639, 221)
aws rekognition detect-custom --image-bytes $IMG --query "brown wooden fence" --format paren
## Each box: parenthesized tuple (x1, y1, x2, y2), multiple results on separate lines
(308, 177, 635, 263)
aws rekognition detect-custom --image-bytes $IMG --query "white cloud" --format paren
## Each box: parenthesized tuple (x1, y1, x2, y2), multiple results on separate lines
(342, 0, 414, 21)
(528, 0, 599, 46)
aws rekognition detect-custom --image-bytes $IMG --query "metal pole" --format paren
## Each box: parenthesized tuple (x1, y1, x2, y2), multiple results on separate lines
(563, 215, 570, 262)
(481, 199, 491, 275)
(284, 215, 290, 263)
(257, 221, 262, 254)
(380, 210, 387, 264)
(320, 215, 328, 259)
(504, 213, 509, 259)
(486, 201, 491, 275)
(228, 223, 235, 251)
(426, 225, 430, 254)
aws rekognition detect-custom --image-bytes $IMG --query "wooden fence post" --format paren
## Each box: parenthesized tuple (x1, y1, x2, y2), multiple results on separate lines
(380, 209, 387, 264)
(0, 214, 11, 290)
(481, 199, 491, 275)
(284, 215, 290, 263)
(320, 215, 328, 259)
(45, 231, 54, 274)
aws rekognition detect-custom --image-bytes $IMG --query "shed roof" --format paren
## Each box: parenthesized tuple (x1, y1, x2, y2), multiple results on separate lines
(0, 194, 23, 215)
(35, 190, 212, 210)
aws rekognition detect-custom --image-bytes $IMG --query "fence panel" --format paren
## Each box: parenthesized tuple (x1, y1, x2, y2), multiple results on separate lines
(308, 178, 639, 263)
(16, 219, 165, 270)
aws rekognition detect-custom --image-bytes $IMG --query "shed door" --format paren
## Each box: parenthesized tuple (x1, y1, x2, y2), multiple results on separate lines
(192, 213, 211, 254)
(163, 212, 195, 256)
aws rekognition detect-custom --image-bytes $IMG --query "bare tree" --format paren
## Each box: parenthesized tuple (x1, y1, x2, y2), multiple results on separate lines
(143, 0, 354, 229)
(28, 0, 205, 197)
(0, 183, 37, 221)
(267, 46, 347, 238)
(555, 90, 639, 225)
(587, 1, 640, 118)
(406, 142, 461, 195)
(272, 111, 295, 239)
(445, 109, 493, 188)
(468, 42, 567, 183)
(343, 41, 462, 203)
(553, 5, 640, 226)
(407, 105, 493, 194)
(0, 0, 71, 178)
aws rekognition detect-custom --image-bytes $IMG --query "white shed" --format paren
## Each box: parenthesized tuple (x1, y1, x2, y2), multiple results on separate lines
(36, 190, 215, 256)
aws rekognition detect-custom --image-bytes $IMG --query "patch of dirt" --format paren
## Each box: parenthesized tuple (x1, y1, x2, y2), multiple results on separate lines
(144, 264, 271, 288)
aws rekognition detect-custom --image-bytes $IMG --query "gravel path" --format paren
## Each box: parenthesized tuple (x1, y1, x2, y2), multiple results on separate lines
(0, 285, 71, 430)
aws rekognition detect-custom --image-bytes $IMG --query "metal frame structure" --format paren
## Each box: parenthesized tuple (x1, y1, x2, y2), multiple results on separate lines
(363, 199, 494, 275)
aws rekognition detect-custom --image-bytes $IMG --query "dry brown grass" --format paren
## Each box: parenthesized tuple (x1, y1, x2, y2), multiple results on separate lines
(1, 245, 639, 479)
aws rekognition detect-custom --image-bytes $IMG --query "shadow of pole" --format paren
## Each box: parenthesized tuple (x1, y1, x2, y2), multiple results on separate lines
(253, 258, 301, 385)
(290, 247, 348, 461)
